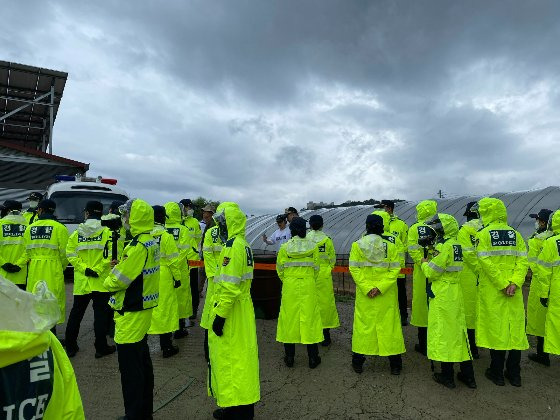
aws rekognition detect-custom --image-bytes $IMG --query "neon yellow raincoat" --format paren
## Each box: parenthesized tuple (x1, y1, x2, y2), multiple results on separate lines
(306, 229, 340, 329)
(422, 214, 471, 362)
(200, 225, 223, 330)
(388, 214, 408, 280)
(164, 202, 193, 319)
(208, 203, 260, 408)
(537, 210, 560, 354)
(407, 200, 437, 327)
(0, 212, 28, 285)
(276, 236, 323, 344)
(349, 233, 404, 356)
(103, 199, 159, 344)
(24, 215, 69, 324)
(148, 224, 181, 335)
(0, 278, 84, 419)
(456, 218, 482, 329)
(66, 219, 111, 295)
(475, 198, 528, 351)
(526, 229, 553, 337)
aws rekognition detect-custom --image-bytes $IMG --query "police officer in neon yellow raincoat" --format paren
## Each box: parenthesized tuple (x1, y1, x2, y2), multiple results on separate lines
(349, 214, 404, 375)
(456, 202, 482, 359)
(0, 277, 84, 419)
(24, 200, 69, 329)
(407, 200, 437, 355)
(148, 205, 181, 358)
(537, 210, 560, 357)
(276, 217, 323, 369)
(103, 199, 160, 419)
(208, 202, 259, 420)
(474, 197, 528, 387)
(164, 201, 193, 337)
(307, 214, 339, 347)
(0, 200, 28, 288)
(421, 213, 476, 389)
(526, 209, 553, 366)
(180, 198, 203, 321)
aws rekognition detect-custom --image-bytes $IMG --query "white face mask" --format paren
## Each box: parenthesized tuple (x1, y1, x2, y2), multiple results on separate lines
(535, 221, 540, 230)
(186, 209, 194, 217)
(29, 200, 39, 209)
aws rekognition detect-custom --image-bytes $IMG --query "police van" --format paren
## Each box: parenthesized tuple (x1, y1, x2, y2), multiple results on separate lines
(45, 174, 129, 234)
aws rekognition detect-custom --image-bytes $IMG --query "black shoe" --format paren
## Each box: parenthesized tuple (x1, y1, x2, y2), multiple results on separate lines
(284, 355, 294, 368)
(65, 345, 79, 358)
(485, 368, 505, 386)
(528, 352, 550, 367)
(504, 370, 521, 387)
(457, 372, 477, 389)
(352, 362, 363, 374)
(162, 345, 179, 358)
(433, 373, 456, 389)
(213, 409, 224, 419)
(321, 337, 332, 347)
(309, 356, 321, 369)
(390, 366, 401, 376)
(414, 344, 427, 356)
(95, 345, 116, 359)
(174, 328, 189, 339)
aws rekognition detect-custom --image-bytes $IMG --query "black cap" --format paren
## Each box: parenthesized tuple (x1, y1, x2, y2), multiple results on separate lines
(37, 199, 56, 212)
(84, 200, 103, 215)
(109, 201, 124, 214)
(275, 214, 287, 223)
(28, 192, 43, 201)
(285, 206, 298, 215)
(309, 214, 323, 229)
(180, 199, 194, 208)
(530, 209, 553, 222)
(463, 201, 478, 216)
(3, 200, 22, 212)
(374, 200, 395, 209)
(153, 205, 166, 225)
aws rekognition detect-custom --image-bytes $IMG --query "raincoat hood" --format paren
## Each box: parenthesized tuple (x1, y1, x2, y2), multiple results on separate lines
(0, 277, 60, 367)
(438, 213, 459, 239)
(77, 218, 104, 238)
(129, 199, 154, 237)
(216, 202, 246, 239)
(2, 213, 26, 225)
(550, 209, 560, 235)
(478, 197, 507, 226)
(416, 200, 438, 223)
(285, 236, 316, 258)
(151, 224, 165, 237)
(371, 210, 390, 233)
(307, 229, 327, 243)
(357, 234, 386, 263)
(463, 218, 483, 233)
(164, 202, 182, 224)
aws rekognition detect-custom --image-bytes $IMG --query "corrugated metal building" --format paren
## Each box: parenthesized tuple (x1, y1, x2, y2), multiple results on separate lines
(246, 186, 560, 257)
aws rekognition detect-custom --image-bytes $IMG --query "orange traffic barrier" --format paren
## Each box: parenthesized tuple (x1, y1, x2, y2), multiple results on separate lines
(188, 259, 412, 275)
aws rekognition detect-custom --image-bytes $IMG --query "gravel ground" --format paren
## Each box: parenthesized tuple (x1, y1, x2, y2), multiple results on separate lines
(61, 284, 560, 420)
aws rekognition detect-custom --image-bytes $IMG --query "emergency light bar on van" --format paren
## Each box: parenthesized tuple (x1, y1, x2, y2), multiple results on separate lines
(54, 175, 118, 185)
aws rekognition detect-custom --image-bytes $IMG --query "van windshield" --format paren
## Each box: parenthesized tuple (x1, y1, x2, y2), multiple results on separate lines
(49, 191, 129, 223)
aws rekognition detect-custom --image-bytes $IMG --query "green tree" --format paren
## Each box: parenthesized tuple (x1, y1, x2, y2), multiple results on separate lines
(192, 196, 220, 220)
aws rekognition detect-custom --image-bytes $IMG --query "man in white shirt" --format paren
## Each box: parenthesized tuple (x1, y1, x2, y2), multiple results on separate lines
(262, 214, 291, 250)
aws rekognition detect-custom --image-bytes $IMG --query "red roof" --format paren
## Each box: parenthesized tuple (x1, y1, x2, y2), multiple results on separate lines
(0, 140, 89, 170)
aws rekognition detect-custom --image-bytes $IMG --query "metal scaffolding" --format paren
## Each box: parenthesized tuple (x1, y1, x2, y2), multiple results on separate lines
(0, 61, 68, 154)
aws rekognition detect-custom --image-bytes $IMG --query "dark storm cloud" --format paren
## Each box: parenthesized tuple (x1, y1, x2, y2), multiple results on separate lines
(2, 0, 560, 213)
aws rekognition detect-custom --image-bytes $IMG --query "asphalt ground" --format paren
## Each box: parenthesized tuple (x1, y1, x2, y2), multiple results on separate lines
(61, 284, 560, 420)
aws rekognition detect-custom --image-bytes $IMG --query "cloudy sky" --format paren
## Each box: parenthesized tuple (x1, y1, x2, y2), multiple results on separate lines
(2, 0, 560, 215)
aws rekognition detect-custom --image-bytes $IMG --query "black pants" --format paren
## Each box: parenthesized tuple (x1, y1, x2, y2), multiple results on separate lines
(65, 292, 111, 352)
(204, 329, 209, 362)
(159, 333, 173, 351)
(417, 327, 427, 353)
(441, 360, 474, 380)
(189, 268, 199, 319)
(397, 277, 408, 319)
(323, 329, 330, 342)
(352, 352, 402, 369)
(17, 284, 26, 291)
(284, 343, 319, 359)
(537, 336, 549, 357)
(489, 349, 521, 377)
(467, 329, 478, 356)
(117, 336, 154, 420)
(221, 404, 255, 420)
